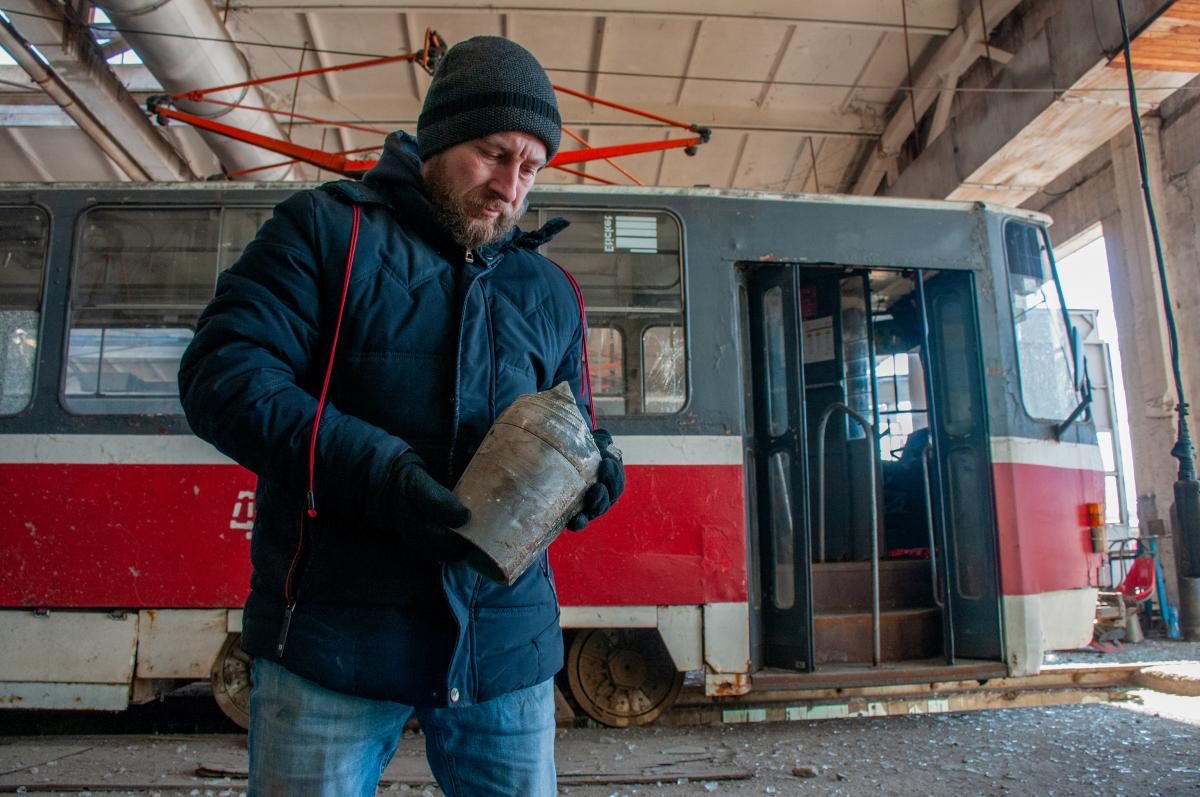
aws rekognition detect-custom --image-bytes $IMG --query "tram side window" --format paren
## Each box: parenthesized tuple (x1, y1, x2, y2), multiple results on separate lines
(642, 325, 685, 414)
(0, 206, 49, 416)
(1004, 221, 1078, 421)
(587, 326, 625, 415)
(528, 208, 686, 416)
(66, 206, 270, 411)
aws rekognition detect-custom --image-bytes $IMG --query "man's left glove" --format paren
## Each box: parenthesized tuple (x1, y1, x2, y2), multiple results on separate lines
(388, 451, 473, 562)
(566, 428, 625, 531)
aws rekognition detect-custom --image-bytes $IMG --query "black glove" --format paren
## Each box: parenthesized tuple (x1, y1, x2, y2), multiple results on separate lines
(567, 428, 625, 531)
(388, 451, 472, 562)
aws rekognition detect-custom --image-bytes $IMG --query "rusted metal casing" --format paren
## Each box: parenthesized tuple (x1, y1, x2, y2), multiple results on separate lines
(452, 382, 599, 585)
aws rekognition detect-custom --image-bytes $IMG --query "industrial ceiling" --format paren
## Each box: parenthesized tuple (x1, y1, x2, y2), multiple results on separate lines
(0, 0, 1197, 195)
(0, 0, 1013, 189)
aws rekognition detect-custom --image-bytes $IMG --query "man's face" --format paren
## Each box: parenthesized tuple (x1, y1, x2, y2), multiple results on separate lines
(421, 131, 548, 250)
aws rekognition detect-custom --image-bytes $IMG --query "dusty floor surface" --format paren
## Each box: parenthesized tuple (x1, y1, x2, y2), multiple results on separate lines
(1, 637, 1197, 797)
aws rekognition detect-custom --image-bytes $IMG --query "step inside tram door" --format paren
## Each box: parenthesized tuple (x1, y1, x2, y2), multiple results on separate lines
(745, 266, 1002, 673)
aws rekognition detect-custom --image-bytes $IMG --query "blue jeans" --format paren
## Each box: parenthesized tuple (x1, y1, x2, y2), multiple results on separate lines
(248, 658, 557, 796)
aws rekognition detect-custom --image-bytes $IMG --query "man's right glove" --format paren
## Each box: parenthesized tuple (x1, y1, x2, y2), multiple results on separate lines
(387, 451, 472, 562)
(566, 428, 625, 531)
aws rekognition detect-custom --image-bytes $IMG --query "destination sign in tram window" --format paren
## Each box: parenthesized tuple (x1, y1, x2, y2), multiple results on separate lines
(527, 209, 685, 416)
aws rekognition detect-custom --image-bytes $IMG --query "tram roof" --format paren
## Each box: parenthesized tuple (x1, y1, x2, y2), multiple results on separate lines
(0, 181, 1053, 227)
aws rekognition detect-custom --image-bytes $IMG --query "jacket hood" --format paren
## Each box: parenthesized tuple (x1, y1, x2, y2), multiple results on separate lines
(362, 130, 423, 198)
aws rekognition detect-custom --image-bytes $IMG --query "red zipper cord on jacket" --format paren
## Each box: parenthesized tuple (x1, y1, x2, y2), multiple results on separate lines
(306, 203, 362, 518)
(550, 259, 596, 428)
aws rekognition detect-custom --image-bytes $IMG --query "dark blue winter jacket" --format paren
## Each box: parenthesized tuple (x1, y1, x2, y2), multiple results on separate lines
(178, 132, 588, 707)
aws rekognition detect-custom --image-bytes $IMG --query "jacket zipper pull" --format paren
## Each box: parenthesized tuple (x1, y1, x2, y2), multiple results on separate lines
(464, 249, 475, 263)
(276, 602, 296, 657)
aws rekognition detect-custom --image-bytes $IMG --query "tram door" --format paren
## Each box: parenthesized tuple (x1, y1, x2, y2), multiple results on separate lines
(746, 264, 1002, 671)
(921, 272, 1003, 660)
(745, 265, 814, 670)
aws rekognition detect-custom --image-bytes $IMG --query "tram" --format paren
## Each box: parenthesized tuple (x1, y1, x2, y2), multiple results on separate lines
(0, 182, 1103, 727)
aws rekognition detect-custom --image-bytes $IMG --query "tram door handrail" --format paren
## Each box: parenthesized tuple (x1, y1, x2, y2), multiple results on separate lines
(920, 444, 944, 608)
(815, 402, 880, 667)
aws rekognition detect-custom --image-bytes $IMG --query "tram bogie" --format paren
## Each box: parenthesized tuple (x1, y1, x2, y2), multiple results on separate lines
(0, 183, 1103, 727)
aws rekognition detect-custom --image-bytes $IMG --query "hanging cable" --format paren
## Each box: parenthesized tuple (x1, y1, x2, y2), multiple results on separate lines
(900, 0, 920, 142)
(550, 164, 620, 185)
(186, 98, 391, 137)
(1114, 0, 1193, 482)
(285, 40, 308, 141)
(171, 28, 445, 103)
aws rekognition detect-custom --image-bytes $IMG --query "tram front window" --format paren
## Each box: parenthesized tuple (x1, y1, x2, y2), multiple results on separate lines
(1005, 221, 1078, 421)
(0, 206, 48, 416)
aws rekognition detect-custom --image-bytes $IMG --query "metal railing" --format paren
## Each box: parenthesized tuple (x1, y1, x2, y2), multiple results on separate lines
(815, 402, 880, 666)
(920, 444, 944, 608)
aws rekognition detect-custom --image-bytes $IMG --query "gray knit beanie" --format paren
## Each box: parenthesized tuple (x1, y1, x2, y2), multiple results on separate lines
(417, 36, 561, 161)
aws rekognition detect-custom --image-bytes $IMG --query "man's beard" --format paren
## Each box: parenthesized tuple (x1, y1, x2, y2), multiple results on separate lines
(423, 158, 520, 251)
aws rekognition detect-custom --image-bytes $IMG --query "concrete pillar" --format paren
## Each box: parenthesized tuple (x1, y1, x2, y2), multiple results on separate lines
(1105, 120, 1182, 604)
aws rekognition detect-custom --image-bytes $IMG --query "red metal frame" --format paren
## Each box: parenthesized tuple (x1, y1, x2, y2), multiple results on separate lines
(149, 29, 711, 181)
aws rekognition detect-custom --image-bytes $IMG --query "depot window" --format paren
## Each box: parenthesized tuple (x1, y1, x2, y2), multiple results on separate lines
(1004, 220, 1078, 421)
(0, 206, 49, 416)
(528, 208, 686, 416)
(65, 205, 270, 413)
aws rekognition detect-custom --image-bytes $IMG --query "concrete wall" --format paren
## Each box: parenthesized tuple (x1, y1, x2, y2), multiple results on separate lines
(1024, 75, 1200, 606)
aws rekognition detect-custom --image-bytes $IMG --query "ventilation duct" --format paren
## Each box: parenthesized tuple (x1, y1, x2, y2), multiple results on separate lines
(95, 0, 293, 180)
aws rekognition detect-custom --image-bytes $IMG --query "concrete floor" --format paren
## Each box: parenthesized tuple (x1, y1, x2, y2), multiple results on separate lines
(1, 638, 1198, 796)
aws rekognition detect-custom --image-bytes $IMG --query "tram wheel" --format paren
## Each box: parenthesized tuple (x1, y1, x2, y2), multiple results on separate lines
(565, 628, 683, 727)
(210, 633, 252, 730)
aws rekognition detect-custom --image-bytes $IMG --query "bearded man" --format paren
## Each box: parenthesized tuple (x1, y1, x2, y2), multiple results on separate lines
(178, 36, 625, 797)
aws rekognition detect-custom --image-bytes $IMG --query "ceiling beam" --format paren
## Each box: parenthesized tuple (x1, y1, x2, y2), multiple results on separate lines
(753, 22, 794, 107)
(225, 1, 960, 35)
(0, 103, 78, 126)
(673, 18, 703, 106)
(3, 0, 196, 179)
(0, 14, 152, 179)
(885, 0, 1197, 206)
(587, 15, 606, 104)
(850, 0, 1023, 195)
(4, 128, 57, 180)
(400, 12, 427, 103)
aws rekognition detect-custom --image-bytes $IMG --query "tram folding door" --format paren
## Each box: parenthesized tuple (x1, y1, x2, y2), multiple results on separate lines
(745, 264, 1003, 673)
(920, 271, 1003, 661)
(746, 265, 814, 672)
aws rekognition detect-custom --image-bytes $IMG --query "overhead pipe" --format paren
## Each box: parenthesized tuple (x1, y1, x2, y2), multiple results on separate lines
(93, 0, 293, 180)
(0, 15, 151, 181)
(7, 0, 196, 180)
